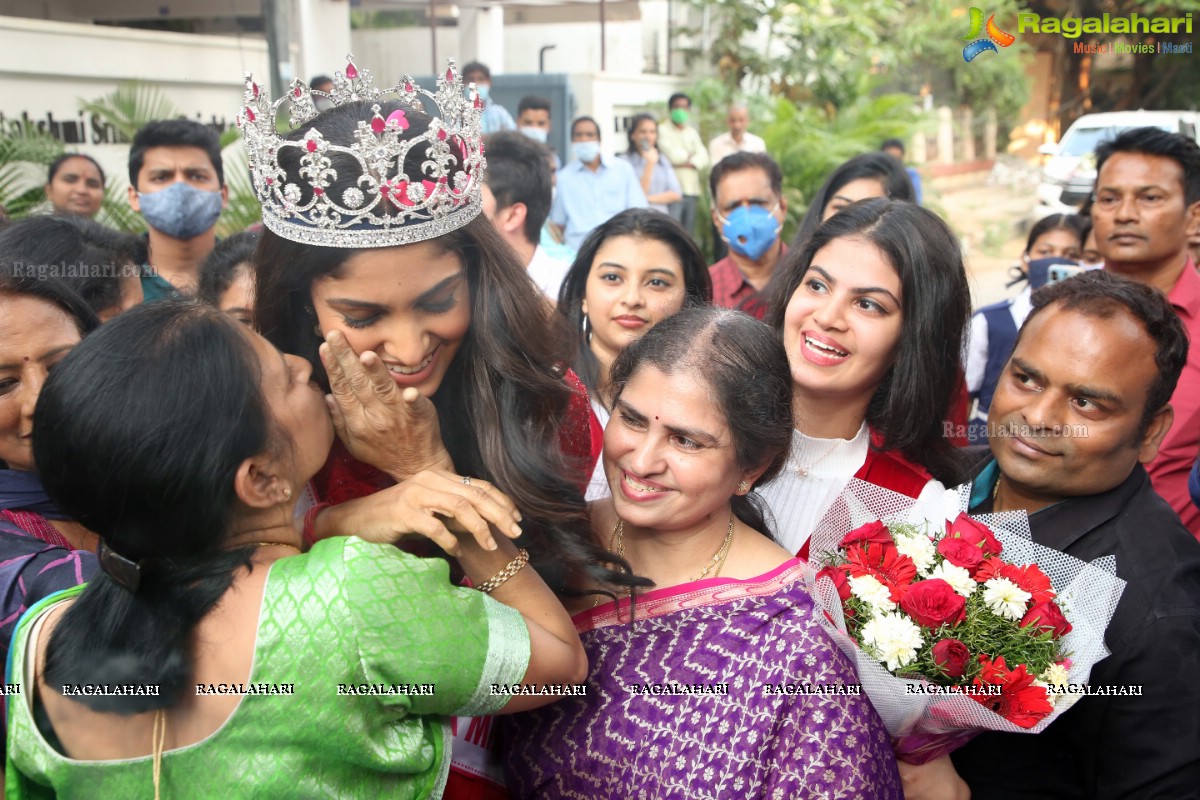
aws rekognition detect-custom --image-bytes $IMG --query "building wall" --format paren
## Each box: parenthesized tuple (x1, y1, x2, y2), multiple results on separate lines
(1, 15, 269, 190)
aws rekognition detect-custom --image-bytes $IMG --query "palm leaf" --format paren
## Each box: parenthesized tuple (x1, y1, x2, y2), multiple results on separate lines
(78, 82, 181, 141)
(0, 129, 63, 217)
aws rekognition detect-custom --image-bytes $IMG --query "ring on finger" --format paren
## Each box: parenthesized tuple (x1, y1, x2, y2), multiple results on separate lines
(462, 476, 472, 487)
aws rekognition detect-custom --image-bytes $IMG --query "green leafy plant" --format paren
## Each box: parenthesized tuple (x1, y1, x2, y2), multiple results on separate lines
(0, 128, 62, 218)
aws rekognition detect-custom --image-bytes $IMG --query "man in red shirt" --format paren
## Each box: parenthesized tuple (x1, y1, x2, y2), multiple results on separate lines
(707, 152, 788, 319)
(1094, 126, 1200, 537)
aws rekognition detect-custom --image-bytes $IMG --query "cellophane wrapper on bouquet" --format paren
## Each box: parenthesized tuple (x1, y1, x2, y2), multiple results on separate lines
(805, 479, 1126, 765)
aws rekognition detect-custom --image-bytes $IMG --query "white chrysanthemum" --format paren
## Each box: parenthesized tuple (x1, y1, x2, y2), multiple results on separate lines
(894, 533, 937, 574)
(1040, 662, 1070, 689)
(983, 577, 1032, 620)
(860, 611, 924, 671)
(848, 574, 896, 613)
(927, 561, 976, 598)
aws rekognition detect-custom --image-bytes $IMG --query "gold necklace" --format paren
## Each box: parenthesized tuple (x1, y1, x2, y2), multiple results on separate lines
(610, 512, 737, 584)
(992, 474, 1002, 511)
(152, 708, 166, 799)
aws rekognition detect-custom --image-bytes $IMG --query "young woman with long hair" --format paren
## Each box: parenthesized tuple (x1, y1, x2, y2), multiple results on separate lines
(760, 198, 971, 555)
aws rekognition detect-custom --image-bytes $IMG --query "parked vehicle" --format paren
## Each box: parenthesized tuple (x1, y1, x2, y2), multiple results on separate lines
(1034, 110, 1199, 220)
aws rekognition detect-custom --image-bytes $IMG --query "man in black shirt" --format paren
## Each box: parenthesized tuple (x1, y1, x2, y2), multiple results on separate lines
(903, 270, 1200, 799)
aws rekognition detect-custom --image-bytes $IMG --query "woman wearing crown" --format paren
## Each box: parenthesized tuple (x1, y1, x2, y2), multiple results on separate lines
(244, 60, 639, 798)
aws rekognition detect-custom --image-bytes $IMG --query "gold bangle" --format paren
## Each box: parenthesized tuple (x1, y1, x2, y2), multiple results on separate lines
(477, 548, 529, 594)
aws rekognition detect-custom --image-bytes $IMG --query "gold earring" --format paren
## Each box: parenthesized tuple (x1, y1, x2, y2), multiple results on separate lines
(737, 480, 751, 494)
(282, 486, 293, 501)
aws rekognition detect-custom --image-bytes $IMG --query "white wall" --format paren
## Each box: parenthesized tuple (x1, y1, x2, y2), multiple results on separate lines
(573, 72, 689, 157)
(352, 19, 648, 79)
(1, 15, 269, 190)
(504, 20, 645, 75)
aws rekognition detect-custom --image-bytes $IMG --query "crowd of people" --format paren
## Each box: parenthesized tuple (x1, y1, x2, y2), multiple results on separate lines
(0, 56, 1197, 799)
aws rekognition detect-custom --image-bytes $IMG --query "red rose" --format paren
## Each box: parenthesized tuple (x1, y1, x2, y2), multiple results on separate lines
(1020, 600, 1073, 638)
(937, 537, 984, 572)
(899, 579, 967, 629)
(840, 520, 894, 548)
(817, 566, 852, 602)
(946, 513, 1003, 556)
(931, 638, 971, 679)
(1001, 563, 1056, 604)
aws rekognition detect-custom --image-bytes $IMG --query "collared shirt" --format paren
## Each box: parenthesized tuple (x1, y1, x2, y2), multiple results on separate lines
(549, 155, 648, 251)
(140, 269, 181, 303)
(618, 152, 682, 214)
(708, 130, 767, 165)
(482, 101, 515, 134)
(707, 243, 786, 319)
(656, 122, 709, 197)
(1148, 257, 1200, 538)
(952, 458, 1200, 798)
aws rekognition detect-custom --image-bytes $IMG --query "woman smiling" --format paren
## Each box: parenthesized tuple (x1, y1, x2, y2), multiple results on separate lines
(501, 307, 902, 798)
(556, 209, 711, 499)
(759, 199, 971, 556)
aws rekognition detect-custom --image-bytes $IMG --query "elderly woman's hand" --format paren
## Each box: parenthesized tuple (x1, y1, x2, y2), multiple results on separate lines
(320, 330, 454, 480)
(313, 470, 523, 556)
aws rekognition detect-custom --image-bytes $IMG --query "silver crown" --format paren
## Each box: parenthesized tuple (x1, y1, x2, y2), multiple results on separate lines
(237, 55, 485, 248)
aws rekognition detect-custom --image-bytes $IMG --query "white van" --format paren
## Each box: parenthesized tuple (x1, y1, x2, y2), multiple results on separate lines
(1033, 110, 1199, 220)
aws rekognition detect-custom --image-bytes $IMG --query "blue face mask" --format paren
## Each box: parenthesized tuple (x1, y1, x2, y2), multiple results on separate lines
(520, 126, 548, 144)
(572, 141, 601, 164)
(718, 204, 781, 261)
(138, 181, 223, 240)
(475, 83, 491, 102)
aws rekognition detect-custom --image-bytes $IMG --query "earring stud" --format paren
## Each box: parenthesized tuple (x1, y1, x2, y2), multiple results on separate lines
(737, 480, 751, 494)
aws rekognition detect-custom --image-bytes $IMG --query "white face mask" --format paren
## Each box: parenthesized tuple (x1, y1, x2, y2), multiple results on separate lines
(520, 126, 549, 144)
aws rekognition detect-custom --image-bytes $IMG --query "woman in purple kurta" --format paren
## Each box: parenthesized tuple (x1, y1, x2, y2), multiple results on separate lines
(499, 308, 901, 798)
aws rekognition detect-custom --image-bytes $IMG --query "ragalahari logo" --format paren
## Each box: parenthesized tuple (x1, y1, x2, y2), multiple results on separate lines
(962, 7, 1016, 61)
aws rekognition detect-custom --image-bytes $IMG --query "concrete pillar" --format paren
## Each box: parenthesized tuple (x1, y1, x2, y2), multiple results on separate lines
(459, 5, 505, 73)
(960, 107, 975, 162)
(937, 106, 953, 164)
(911, 130, 927, 165)
(983, 108, 997, 159)
(295, 0, 352, 85)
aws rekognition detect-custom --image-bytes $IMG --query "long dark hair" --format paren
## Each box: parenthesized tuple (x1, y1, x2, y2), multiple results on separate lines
(625, 113, 657, 157)
(254, 100, 638, 594)
(0, 215, 140, 319)
(767, 198, 970, 484)
(1023, 213, 1086, 257)
(35, 301, 271, 713)
(557, 208, 713, 399)
(609, 307, 793, 538)
(789, 152, 915, 252)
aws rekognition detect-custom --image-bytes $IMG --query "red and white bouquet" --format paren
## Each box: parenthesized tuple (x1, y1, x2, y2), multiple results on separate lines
(806, 479, 1125, 764)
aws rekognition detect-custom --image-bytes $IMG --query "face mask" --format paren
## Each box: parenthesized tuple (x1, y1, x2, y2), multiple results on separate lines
(638, 138, 653, 152)
(520, 126, 548, 144)
(572, 141, 601, 163)
(475, 83, 491, 102)
(718, 205, 781, 261)
(138, 182, 222, 240)
(670, 108, 690, 125)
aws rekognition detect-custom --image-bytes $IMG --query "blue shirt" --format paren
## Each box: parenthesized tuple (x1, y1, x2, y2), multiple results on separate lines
(619, 152, 682, 214)
(482, 102, 515, 134)
(549, 155, 648, 251)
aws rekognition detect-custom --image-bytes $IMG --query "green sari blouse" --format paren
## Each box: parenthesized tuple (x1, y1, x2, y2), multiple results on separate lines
(6, 536, 530, 798)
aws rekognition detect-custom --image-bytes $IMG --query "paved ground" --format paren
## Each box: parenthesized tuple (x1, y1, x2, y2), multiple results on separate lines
(926, 164, 1044, 309)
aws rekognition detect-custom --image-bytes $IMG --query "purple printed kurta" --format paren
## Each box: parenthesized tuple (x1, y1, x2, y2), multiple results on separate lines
(500, 560, 902, 799)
